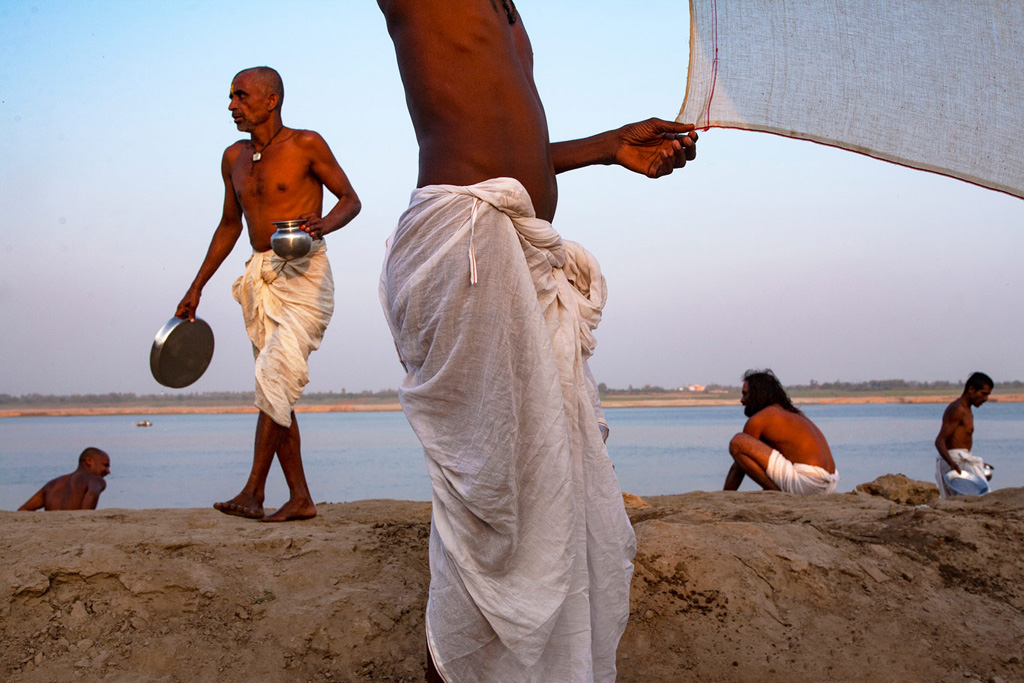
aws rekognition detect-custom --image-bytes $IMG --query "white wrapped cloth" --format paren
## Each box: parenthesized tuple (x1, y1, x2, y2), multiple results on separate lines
(679, 0, 1024, 198)
(232, 242, 334, 427)
(379, 177, 635, 683)
(936, 448, 987, 498)
(767, 449, 840, 495)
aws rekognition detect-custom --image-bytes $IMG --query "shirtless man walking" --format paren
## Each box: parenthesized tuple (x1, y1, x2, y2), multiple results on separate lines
(934, 372, 993, 497)
(726, 369, 840, 495)
(19, 448, 111, 511)
(177, 66, 360, 522)
(377, 2, 698, 680)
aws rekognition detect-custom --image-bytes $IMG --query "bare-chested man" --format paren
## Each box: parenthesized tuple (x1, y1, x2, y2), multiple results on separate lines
(726, 369, 840, 495)
(19, 448, 111, 511)
(377, 2, 698, 680)
(176, 66, 360, 523)
(934, 371, 993, 497)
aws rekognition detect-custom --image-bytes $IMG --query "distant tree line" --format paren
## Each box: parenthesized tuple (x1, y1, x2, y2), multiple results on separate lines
(2, 379, 1020, 407)
(0, 389, 399, 407)
(595, 378, 1022, 396)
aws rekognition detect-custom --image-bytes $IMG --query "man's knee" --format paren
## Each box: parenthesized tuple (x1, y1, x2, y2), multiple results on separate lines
(729, 433, 751, 458)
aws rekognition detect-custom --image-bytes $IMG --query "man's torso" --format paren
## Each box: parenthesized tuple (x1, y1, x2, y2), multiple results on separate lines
(942, 399, 974, 451)
(379, 0, 559, 221)
(228, 129, 325, 251)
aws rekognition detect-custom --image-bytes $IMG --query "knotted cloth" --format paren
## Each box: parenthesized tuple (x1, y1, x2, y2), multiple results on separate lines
(679, 0, 1024, 198)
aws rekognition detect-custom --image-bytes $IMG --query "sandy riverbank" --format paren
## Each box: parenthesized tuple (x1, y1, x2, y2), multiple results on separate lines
(3, 476, 1022, 682)
(3, 394, 1022, 418)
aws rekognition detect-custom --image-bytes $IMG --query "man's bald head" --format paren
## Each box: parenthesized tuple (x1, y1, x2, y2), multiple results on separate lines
(235, 66, 284, 110)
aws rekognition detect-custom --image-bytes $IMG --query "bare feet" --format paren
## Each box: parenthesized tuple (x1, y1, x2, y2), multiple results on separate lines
(259, 498, 316, 523)
(213, 494, 264, 519)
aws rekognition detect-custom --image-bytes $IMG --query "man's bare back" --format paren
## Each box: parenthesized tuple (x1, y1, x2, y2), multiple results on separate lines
(19, 448, 110, 511)
(744, 405, 835, 471)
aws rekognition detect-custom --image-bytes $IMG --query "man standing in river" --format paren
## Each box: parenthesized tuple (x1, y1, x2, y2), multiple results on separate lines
(377, 1, 698, 680)
(176, 66, 360, 522)
(935, 372, 994, 497)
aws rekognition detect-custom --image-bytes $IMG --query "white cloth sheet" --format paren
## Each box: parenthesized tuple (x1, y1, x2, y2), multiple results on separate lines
(935, 448, 986, 498)
(767, 449, 840, 495)
(379, 177, 635, 683)
(679, 0, 1024, 198)
(232, 242, 334, 427)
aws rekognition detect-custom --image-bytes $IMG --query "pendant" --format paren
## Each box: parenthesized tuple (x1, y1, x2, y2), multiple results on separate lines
(252, 152, 261, 162)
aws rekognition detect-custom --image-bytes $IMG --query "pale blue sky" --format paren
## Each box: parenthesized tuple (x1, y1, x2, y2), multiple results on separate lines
(1, 0, 1021, 396)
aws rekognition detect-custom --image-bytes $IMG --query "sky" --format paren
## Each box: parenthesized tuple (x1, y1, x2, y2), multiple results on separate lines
(1, 0, 1021, 397)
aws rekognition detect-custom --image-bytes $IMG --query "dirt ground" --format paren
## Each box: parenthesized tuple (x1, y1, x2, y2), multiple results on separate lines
(2, 477, 1022, 682)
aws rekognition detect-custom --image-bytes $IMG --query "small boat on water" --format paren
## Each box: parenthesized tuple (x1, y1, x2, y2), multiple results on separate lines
(136, 420, 153, 427)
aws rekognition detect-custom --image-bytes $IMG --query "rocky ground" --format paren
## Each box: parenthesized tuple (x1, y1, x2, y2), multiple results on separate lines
(2, 476, 1022, 682)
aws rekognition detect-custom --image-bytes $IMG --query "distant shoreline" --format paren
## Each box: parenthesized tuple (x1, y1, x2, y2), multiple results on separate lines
(2, 393, 1021, 418)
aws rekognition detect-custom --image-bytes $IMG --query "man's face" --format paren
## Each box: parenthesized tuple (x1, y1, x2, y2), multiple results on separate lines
(228, 75, 271, 133)
(969, 385, 992, 408)
(86, 454, 111, 477)
(741, 381, 754, 417)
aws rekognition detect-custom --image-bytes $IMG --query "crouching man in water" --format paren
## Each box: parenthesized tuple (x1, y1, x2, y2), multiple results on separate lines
(19, 448, 111, 511)
(725, 369, 840, 495)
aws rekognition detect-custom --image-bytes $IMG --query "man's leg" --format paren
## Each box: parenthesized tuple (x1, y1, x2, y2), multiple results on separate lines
(261, 411, 317, 522)
(726, 433, 781, 491)
(213, 410, 284, 518)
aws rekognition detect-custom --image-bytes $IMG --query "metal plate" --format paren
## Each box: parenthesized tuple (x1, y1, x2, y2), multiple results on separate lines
(944, 469, 990, 496)
(150, 317, 215, 388)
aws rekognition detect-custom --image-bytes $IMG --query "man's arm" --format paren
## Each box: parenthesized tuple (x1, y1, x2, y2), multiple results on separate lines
(176, 148, 246, 321)
(934, 405, 965, 474)
(551, 118, 698, 177)
(80, 478, 106, 510)
(18, 487, 46, 511)
(297, 132, 361, 240)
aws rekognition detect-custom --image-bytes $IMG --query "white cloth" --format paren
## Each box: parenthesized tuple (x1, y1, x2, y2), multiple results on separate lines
(936, 448, 987, 498)
(678, 0, 1024, 199)
(232, 242, 334, 427)
(379, 177, 635, 683)
(767, 449, 840, 495)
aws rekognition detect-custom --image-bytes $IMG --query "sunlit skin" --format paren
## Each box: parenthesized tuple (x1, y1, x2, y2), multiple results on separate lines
(725, 381, 836, 491)
(175, 68, 360, 523)
(19, 449, 111, 511)
(378, 0, 697, 224)
(377, 2, 698, 679)
(935, 383, 992, 474)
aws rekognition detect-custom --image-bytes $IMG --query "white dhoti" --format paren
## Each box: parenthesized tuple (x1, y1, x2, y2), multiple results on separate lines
(379, 178, 636, 683)
(232, 242, 334, 427)
(767, 449, 840, 495)
(936, 448, 986, 498)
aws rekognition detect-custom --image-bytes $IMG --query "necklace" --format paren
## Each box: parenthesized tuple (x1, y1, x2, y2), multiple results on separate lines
(252, 126, 283, 162)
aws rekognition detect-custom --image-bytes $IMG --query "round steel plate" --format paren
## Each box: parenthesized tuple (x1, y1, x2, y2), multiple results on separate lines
(150, 317, 215, 388)
(943, 470, 989, 496)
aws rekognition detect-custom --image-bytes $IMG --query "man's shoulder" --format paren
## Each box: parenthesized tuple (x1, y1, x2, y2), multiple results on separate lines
(224, 140, 249, 160)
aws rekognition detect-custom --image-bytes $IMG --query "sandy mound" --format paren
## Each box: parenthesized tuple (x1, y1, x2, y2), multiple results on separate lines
(3, 479, 1022, 682)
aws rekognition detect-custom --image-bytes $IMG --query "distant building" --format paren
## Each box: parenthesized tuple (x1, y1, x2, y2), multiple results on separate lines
(678, 384, 706, 393)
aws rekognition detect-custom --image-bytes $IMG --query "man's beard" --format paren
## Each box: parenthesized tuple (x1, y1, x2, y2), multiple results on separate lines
(743, 403, 757, 418)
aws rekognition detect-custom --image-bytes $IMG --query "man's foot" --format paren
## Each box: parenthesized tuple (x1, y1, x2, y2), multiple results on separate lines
(213, 494, 264, 519)
(259, 498, 316, 523)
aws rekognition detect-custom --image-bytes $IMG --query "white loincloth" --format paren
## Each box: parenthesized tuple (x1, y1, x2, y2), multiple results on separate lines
(936, 448, 986, 498)
(379, 177, 635, 683)
(232, 241, 334, 427)
(767, 449, 840, 495)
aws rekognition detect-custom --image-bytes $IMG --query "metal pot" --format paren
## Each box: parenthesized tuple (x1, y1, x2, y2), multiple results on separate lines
(271, 220, 313, 260)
